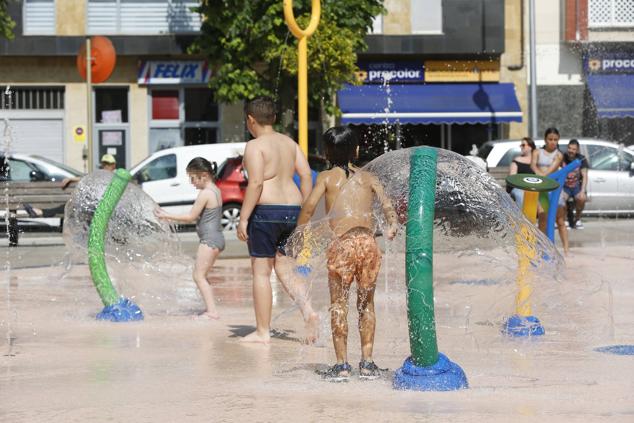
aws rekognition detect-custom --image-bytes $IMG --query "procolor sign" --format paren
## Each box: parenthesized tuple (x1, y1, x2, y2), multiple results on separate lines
(356, 62, 424, 83)
(586, 54, 634, 74)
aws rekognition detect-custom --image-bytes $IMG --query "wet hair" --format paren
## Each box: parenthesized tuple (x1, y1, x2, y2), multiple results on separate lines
(522, 136, 536, 151)
(244, 96, 276, 125)
(544, 127, 560, 140)
(186, 157, 217, 179)
(324, 126, 358, 177)
(568, 138, 580, 147)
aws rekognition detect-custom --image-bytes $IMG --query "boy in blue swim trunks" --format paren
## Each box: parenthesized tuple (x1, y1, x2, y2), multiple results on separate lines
(237, 96, 319, 344)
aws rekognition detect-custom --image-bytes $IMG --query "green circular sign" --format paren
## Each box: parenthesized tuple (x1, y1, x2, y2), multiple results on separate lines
(505, 173, 559, 192)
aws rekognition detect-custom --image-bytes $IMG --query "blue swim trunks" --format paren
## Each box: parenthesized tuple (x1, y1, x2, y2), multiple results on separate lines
(247, 205, 301, 258)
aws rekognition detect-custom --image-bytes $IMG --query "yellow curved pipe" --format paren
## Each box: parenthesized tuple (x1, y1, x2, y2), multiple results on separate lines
(283, 0, 321, 157)
(283, 0, 321, 38)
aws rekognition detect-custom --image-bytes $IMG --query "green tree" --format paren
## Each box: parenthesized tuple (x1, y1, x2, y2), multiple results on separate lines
(190, 0, 383, 131)
(0, 0, 15, 40)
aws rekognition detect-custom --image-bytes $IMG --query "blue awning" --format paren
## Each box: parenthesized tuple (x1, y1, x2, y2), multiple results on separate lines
(587, 74, 634, 119)
(338, 83, 522, 125)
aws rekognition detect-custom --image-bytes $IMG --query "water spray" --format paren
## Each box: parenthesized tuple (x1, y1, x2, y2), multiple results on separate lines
(503, 173, 558, 336)
(393, 147, 468, 391)
(88, 168, 143, 322)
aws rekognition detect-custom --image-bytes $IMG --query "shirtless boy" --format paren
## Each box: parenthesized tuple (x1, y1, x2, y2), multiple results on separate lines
(237, 96, 319, 344)
(297, 126, 398, 381)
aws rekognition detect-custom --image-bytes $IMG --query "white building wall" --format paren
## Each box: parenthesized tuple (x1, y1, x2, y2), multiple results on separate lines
(534, 0, 583, 86)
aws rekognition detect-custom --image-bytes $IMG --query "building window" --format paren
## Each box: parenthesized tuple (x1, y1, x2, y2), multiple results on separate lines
(149, 87, 220, 152)
(23, 0, 56, 35)
(0, 86, 64, 110)
(411, 0, 442, 34)
(87, 0, 202, 35)
(371, 14, 383, 34)
(95, 88, 128, 123)
(589, 0, 634, 28)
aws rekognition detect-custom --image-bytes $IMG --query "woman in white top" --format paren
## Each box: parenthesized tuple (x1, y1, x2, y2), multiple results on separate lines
(530, 127, 569, 254)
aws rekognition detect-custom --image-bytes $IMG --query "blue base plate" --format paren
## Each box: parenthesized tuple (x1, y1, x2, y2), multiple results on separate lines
(96, 297, 144, 322)
(295, 265, 311, 276)
(502, 314, 545, 337)
(594, 345, 634, 355)
(393, 353, 468, 391)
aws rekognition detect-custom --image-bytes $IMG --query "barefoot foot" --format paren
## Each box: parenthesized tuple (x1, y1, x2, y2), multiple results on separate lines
(240, 330, 271, 344)
(194, 311, 220, 320)
(304, 312, 320, 344)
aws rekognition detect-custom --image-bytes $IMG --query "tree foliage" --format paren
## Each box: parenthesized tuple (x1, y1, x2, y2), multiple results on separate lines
(190, 0, 383, 118)
(1, 0, 16, 40)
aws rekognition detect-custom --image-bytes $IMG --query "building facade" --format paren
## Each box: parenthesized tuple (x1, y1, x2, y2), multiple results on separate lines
(339, 0, 523, 160)
(535, 0, 634, 146)
(0, 0, 244, 172)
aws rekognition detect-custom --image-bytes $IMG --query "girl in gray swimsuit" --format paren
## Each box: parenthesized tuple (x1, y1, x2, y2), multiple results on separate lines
(197, 190, 225, 251)
(155, 157, 224, 319)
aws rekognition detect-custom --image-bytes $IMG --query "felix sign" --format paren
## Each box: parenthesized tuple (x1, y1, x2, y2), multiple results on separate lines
(138, 61, 211, 85)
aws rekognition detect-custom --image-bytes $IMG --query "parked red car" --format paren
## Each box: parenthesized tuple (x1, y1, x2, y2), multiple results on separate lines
(215, 155, 325, 231)
(215, 156, 246, 231)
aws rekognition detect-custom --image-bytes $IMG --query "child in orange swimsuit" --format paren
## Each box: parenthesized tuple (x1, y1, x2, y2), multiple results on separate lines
(297, 126, 398, 382)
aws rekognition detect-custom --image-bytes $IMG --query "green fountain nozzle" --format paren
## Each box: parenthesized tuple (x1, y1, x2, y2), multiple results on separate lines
(87, 168, 143, 322)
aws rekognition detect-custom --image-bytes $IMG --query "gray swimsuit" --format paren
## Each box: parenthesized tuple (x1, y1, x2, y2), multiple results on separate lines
(196, 189, 225, 251)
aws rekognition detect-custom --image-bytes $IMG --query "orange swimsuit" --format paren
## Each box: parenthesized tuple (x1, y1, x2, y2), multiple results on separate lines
(326, 227, 381, 289)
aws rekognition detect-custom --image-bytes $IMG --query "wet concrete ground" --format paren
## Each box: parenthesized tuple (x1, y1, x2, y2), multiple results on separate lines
(1, 220, 633, 422)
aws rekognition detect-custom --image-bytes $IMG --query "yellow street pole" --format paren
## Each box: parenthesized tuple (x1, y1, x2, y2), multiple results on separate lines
(283, 0, 320, 157)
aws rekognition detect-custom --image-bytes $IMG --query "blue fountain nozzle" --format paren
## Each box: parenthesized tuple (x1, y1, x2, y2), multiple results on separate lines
(295, 264, 312, 276)
(502, 315, 544, 337)
(96, 297, 144, 322)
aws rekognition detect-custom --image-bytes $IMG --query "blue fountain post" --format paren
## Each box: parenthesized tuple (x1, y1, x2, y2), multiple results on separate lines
(88, 168, 144, 322)
(393, 147, 468, 391)
(545, 159, 581, 241)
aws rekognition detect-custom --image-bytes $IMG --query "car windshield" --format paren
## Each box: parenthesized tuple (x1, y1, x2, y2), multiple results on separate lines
(30, 155, 82, 176)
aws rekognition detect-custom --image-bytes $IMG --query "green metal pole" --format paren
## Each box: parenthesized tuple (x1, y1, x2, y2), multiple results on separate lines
(406, 147, 439, 367)
(88, 168, 131, 306)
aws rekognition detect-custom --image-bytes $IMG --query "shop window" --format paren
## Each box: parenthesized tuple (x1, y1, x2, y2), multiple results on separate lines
(87, 0, 201, 34)
(371, 14, 383, 34)
(185, 88, 218, 122)
(95, 88, 128, 123)
(185, 127, 217, 145)
(152, 91, 179, 120)
(23, 0, 56, 35)
(411, 0, 442, 34)
(0, 86, 64, 110)
(149, 87, 220, 152)
(149, 128, 181, 152)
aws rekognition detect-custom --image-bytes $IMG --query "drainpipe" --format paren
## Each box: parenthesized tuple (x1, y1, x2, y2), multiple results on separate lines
(528, 0, 538, 139)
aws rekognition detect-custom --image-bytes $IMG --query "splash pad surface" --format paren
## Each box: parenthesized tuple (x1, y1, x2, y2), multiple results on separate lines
(1, 245, 633, 422)
(1, 149, 633, 421)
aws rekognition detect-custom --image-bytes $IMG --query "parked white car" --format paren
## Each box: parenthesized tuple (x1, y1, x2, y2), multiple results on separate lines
(479, 139, 634, 214)
(130, 143, 246, 216)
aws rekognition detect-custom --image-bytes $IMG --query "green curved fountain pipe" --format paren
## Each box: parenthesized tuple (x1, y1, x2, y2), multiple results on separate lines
(406, 147, 439, 367)
(88, 168, 131, 306)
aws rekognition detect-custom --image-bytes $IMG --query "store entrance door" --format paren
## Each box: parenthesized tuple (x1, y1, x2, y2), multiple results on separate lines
(97, 128, 127, 169)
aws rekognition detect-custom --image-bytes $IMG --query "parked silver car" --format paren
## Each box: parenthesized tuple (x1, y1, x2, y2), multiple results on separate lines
(479, 139, 634, 215)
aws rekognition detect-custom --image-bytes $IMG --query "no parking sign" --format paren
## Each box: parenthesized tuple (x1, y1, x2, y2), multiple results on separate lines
(73, 125, 86, 143)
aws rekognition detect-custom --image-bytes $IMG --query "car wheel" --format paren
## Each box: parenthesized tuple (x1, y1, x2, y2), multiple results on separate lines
(221, 203, 241, 231)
